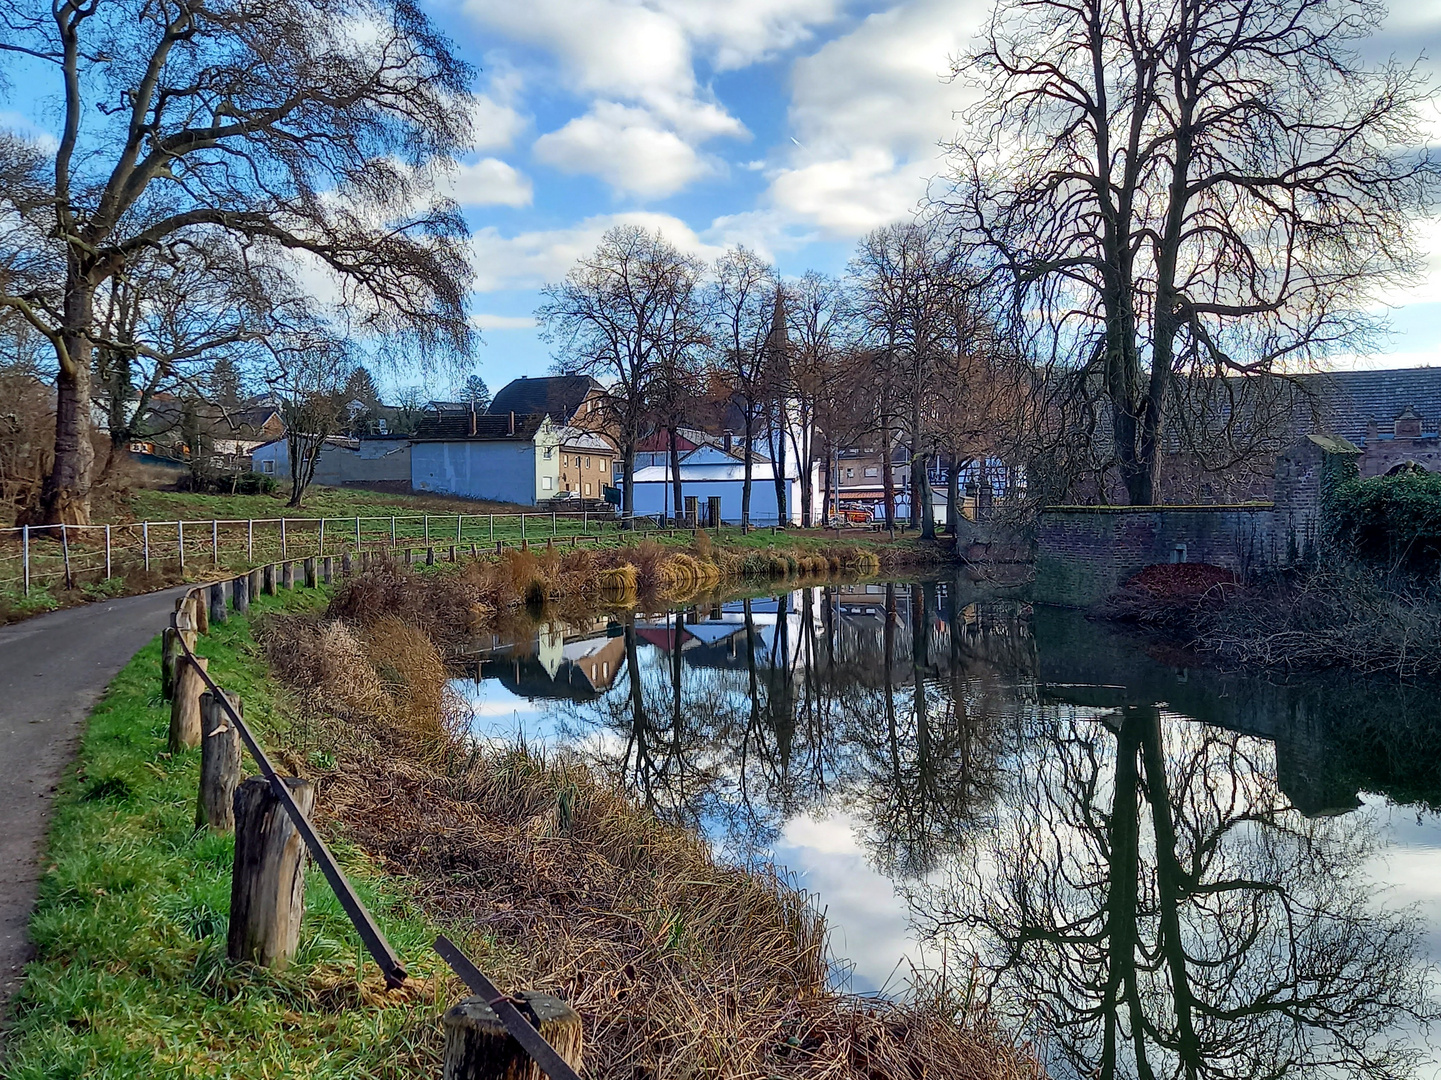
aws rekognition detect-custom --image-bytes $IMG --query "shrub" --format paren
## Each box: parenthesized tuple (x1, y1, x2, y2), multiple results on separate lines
(1329, 471, 1441, 574)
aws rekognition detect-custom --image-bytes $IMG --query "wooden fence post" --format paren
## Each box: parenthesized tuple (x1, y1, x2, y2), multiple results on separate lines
(322, 555, 334, 583)
(228, 775, 315, 970)
(234, 574, 250, 615)
(197, 691, 243, 832)
(263, 563, 277, 596)
(442, 993, 582, 1080)
(282, 561, 295, 589)
(248, 567, 263, 603)
(209, 580, 228, 624)
(161, 626, 183, 699)
(304, 556, 317, 588)
(342, 551, 352, 576)
(426, 546, 435, 566)
(448, 544, 456, 563)
(169, 656, 209, 752)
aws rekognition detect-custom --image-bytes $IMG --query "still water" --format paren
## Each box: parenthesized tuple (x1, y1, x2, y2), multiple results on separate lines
(451, 576, 1441, 1080)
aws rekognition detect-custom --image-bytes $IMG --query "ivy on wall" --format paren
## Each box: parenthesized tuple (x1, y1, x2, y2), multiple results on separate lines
(1328, 469, 1441, 573)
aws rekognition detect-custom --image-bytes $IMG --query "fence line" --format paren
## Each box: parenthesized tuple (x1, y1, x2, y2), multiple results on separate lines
(168, 573, 585, 1079)
(1, 506, 835, 597)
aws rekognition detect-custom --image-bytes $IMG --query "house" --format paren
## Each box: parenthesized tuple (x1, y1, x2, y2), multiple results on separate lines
(487, 375, 609, 432)
(625, 443, 823, 524)
(139, 394, 285, 468)
(409, 403, 564, 505)
(250, 434, 411, 486)
(556, 427, 616, 500)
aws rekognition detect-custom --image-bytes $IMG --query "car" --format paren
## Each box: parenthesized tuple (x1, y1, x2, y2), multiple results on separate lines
(550, 489, 576, 500)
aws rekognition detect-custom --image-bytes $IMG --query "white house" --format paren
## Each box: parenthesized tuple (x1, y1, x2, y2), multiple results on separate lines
(409, 407, 564, 505)
(250, 435, 411, 485)
(625, 444, 823, 524)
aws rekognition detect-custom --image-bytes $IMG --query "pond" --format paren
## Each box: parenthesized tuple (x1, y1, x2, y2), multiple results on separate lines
(450, 575, 1441, 1080)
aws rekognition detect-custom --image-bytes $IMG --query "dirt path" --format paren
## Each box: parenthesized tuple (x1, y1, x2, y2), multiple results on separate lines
(0, 586, 189, 1047)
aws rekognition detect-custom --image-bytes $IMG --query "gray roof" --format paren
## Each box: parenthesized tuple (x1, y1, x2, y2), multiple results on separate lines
(488, 375, 603, 424)
(1309, 367, 1441, 442)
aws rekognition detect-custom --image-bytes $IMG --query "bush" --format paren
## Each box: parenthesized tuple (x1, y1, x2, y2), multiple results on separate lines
(181, 470, 278, 495)
(1328, 470, 1441, 574)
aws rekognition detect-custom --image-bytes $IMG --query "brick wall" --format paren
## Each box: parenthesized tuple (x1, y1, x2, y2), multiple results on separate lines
(1035, 505, 1280, 607)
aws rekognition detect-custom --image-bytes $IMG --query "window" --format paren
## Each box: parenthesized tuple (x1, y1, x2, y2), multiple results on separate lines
(845, 467, 854, 478)
(585, 482, 592, 496)
(544, 446, 553, 459)
(260, 460, 274, 474)
(541, 476, 553, 490)
(584, 455, 591, 468)
(864, 466, 879, 478)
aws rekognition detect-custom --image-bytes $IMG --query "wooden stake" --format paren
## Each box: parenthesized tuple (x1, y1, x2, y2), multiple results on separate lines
(169, 656, 209, 752)
(282, 561, 295, 589)
(442, 993, 582, 1080)
(228, 775, 314, 971)
(304, 556, 317, 588)
(342, 551, 353, 575)
(233, 574, 250, 615)
(426, 546, 435, 566)
(161, 626, 183, 700)
(263, 563, 277, 595)
(197, 691, 243, 832)
(209, 581, 228, 624)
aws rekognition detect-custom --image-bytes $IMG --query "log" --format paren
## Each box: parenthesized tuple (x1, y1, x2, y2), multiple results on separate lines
(161, 626, 183, 699)
(197, 691, 244, 832)
(233, 573, 250, 615)
(209, 580, 228, 624)
(228, 775, 314, 970)
(169, 656, 209, 752)
(304, 556, 317, 588)
(442, 992, 583, 1080)
(282, 561, 295, 589)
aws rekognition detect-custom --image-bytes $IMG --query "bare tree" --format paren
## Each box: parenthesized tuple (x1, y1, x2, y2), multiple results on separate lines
(709, 248, 778, 528)
(941, 0, 1438, 505)
(786, 272, 852, 528)
(272, 338, 354, 507)
(538, 225, 703, 527)
(0, 0, 475, 524)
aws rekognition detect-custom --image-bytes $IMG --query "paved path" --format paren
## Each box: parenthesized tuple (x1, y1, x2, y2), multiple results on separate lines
(0, 586, 188, 1045)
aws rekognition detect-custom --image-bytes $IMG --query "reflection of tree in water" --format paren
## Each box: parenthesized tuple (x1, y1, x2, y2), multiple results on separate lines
(549, 581, 1023, 873)
(912, 709, 1436, 1080)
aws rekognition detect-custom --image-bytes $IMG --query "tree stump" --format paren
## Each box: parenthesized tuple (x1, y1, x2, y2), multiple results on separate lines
(234, 573, 250, 614)
(282, 561, 295, 589)
(304, 556, 317, 588)
(161, 626, 184, 699)
(442, 992, 583, 1080)
(169, 656, 209, 752)
(209, 581, 228, 624)
(228, 775, 314, 970)
(197, 691, 243, 832)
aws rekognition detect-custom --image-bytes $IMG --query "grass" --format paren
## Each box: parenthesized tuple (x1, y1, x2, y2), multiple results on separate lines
(2, 588, 459, 1079)
(124, 484, 525, 525)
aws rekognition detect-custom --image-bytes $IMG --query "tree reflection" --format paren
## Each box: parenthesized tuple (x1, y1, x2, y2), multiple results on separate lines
(913, 708, 1436, 1080)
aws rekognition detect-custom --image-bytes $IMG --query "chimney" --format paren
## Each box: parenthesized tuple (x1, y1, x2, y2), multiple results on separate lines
(509, 410, 515, 436)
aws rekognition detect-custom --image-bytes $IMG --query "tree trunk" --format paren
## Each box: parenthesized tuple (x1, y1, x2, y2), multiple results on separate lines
(668, 426, 683, 525)
(913, 385, 935, 541)
(946, 455, 960, 536)
(771, 405, 788, 525)
(881, 414, 896, 531)
(42, 278, 97, 525)
(620, 436, 636, 529)
(742, 410, 754, 528)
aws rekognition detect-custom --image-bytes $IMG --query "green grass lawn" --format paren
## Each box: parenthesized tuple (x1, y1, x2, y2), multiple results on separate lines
(2, 588, 456, 1079)
(125, 484, 526, 525)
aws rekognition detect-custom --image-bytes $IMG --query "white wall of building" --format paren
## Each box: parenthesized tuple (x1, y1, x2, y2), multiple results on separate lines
(412, 441, 540, 504)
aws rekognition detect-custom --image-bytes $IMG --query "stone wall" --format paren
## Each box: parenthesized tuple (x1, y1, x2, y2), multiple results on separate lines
(1035, 505, 1280, 607)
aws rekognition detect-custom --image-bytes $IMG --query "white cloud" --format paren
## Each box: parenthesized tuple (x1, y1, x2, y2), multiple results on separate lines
(534, 103, 722, 198)
(763, 0, 988, 236)
(469, 93, 527, 152)
(463, 0, 835, 197)
(443, 157, 534, 207)
(471, 211, 729, 292)
(472, 313, 538, 330)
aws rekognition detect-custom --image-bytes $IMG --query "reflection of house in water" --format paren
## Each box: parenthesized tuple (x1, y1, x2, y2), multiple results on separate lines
(468, 620, 627, 701)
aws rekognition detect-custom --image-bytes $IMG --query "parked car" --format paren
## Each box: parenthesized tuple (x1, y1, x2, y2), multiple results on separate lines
(550, 489, 576, 500)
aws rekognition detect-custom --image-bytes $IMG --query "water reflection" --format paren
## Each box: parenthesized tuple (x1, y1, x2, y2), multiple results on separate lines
(451, 578, 1441, 1079)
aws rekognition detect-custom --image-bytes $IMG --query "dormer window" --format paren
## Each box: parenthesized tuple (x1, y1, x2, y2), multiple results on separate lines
(1394, 405, 1423, 439)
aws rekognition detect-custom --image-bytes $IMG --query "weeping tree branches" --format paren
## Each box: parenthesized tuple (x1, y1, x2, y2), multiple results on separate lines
(0, 0, 477, 523)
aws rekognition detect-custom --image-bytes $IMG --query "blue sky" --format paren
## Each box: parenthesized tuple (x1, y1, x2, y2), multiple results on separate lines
(4, 0, 1440, 400)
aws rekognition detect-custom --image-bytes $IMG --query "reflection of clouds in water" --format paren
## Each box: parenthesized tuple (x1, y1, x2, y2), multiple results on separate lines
(1363, 796, 1441, 961)
(775, 811, 930, 994)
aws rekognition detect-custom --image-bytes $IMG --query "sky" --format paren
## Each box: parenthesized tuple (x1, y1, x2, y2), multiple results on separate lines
(4, 0, 1441, 400)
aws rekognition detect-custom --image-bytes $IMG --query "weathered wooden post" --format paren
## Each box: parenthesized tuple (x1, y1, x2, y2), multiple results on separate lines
(441, 993, 582, 1080)
(282, 561, 295, 589)
(169, 656, 209, 752)
(342, 551, 353, 575)
(405, 548, 414, 565)
(426, 546, 435, 566)
(179, 590, 208, 636)
(197, 691, 243, 832)
(248, 566, 263, 603)
(708, 496, 722, 529)
(210, 580, 229, 623)
(448, 544, 456, 563)
(304, 556, 317, 588)
(322, 555, 334, 583)
(233, 574, 250, 615)
(161, 626, 184, 699)
(228, 775, 314, 970)
(263, 563, 277, 596)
